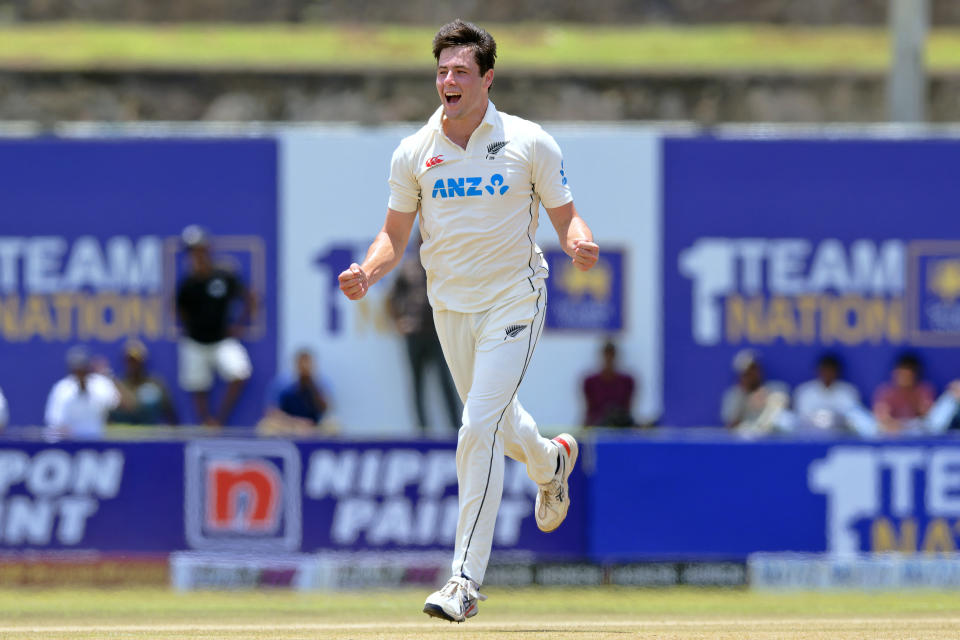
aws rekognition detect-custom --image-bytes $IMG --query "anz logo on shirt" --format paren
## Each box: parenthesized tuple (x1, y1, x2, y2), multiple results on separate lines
(431, 174, 509, 199)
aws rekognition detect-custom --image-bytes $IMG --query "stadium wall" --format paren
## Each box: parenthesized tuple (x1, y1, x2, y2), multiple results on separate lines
(1, 435, 957, 567)
(2, 129, 960, 429)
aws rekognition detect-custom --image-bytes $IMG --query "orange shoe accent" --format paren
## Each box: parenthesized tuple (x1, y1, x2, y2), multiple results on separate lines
(554, 437, 571, 457)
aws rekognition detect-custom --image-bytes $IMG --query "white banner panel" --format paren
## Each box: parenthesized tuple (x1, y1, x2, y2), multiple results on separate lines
(280, 124, 660, 435)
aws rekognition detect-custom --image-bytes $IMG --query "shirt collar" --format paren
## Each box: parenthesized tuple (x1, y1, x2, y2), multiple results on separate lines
(430, 100, 500, 134)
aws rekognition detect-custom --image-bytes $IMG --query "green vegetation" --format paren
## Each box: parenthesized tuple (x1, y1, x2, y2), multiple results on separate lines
(1, 23, 960, 72)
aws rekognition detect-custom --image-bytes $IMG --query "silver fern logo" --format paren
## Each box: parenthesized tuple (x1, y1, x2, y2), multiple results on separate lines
(504, 324, 526, 339)
(486, 141, 509, 160)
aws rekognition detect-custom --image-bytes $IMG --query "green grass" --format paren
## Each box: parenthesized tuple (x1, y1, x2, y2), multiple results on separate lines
(1, 587, 960, 639)
(1, 23, 960, 72)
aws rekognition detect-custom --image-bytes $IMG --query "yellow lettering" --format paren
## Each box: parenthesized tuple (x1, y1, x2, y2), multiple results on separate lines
(796, 295, 819, 343)
(766, 296, 797, 343)
(725, 294, 746, 343)
(52, 294, 74, 339)
(93, 293, 123, 341)
(922, 518, 957, 554)
(886, 298, 904, 342)
(0, 295, 20, 341)
(21, 295, 54, 340)
(871, 517, 917, 552)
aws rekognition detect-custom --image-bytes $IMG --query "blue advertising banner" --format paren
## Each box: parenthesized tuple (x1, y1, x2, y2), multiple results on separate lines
(0, 438, 587, 559)
(662, 138, 960, 426)
(544, 248, 624, 332)
(589, 435, 960, 561)
(0, 139, 278, 427)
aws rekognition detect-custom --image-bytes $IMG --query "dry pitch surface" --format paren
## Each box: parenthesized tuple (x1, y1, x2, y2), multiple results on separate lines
(1, 587, 959, 639)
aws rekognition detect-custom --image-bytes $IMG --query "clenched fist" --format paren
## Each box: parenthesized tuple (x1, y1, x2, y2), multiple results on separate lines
(571, 239, 599, 271)
(338, 263, 369, 300)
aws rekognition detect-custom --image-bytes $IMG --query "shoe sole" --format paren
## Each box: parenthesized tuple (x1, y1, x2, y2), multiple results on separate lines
(423, 603, 463, 623)
(538, 434, 578, 533)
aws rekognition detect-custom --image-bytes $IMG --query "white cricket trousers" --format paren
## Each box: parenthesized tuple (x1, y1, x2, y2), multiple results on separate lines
(433, 282, 559, 585)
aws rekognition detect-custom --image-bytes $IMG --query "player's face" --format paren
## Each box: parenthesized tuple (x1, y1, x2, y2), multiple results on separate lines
(436, 45, 493, 122)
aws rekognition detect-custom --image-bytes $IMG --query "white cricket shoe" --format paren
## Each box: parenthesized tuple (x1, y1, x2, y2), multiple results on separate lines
(535, 433, 578, 532)
(422, 576, 487, 622)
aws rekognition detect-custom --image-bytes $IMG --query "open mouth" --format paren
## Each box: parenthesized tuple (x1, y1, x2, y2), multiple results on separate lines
(445, 93, 462, 106)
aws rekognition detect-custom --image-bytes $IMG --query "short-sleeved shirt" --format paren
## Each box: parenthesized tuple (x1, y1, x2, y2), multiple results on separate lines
(583, 372, 635, 426)
(176, 268, 244, 344)
(872, 382, 936, 419)
(44, 373, 121, 438)
(388, 101, 573, 312)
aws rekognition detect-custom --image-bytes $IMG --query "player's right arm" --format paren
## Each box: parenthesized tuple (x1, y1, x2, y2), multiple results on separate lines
(338, 208, 416, 300)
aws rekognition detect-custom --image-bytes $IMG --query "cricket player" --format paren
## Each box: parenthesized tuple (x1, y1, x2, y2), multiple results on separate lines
(338, 19, 599, 622)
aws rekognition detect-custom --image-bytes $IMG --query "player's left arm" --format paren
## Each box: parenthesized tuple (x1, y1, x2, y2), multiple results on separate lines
(546, 202, 599, 272)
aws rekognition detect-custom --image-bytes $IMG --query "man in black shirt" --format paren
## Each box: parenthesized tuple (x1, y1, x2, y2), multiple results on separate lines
(175, 226, 255, 426)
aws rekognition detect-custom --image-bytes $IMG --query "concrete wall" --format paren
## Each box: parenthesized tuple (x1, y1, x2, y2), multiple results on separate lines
(2, 68, 959, 124)
(6, 0, 960, 25)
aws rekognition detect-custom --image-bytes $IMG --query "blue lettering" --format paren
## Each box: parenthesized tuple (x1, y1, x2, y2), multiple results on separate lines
(446, 178, 466, 197)
(432, 179, 447, 199)
(466, 177, 483, 196)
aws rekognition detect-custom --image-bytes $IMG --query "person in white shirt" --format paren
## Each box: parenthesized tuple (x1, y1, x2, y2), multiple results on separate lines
(0, 385, 7, 428)
(45, 345, 122, 439)
(926, 380, 960, 434)
(793, 353, 876, 437)
(337, 19, 599, 623)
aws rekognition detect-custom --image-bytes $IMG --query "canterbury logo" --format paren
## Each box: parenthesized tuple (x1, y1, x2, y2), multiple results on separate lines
(504, 324, 527, 339)
(486, 141, 508, 159)
(425, 155, 444, 168)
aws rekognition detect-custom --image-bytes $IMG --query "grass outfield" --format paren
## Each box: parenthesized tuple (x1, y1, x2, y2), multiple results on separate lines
(1, 587, 960, 639)
(2, 24, 960, 72)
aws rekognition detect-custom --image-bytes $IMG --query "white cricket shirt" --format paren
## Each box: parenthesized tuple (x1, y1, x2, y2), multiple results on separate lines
(388, 101, 573, 312)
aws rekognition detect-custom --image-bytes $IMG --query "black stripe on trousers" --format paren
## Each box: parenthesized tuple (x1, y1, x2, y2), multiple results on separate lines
(459, 289, 545, 579)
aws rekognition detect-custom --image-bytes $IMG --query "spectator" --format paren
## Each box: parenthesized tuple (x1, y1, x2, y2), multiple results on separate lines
(927, 380, 960, 434)
(793, 353, 876, 437)
(872, 352, 936, 434)
(0, 385, 7, 428)
(44, 345, 121, 438)
(108, 339, 178, 426)
(582, 340, 636, 427)
(257, 349, 333, 436)
(387, 247, 461, 433)
(175, 225, 255, 426)
(721, 349, 791, 434)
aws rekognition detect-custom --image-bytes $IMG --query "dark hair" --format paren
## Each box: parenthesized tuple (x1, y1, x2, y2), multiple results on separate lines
(895, 352, 922, 374)
(817, 353, 842, 372)
(432, 19, 497, 76)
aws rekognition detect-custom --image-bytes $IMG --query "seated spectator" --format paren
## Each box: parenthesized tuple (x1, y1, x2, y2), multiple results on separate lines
(582, 340, 636, 427)
(109, 339, 178, 425)
(44, 345, 122, 439)
(257, 349, 334, 436)
(872, 352, 936, 434)
(793, 353, 877, 437)
(721, 349, 791, 434)
(0, 385, 7, 428)
(925, 380, 960, 434)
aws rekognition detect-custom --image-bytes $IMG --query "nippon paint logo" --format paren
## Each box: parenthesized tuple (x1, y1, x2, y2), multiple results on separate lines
(809, 446, 960, 554)
(305, 448, 536, 548)
(0, 448, 124, 546)
(185, 441, 301, 551)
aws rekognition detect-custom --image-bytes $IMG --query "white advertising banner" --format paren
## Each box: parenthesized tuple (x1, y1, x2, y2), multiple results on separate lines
(280, 125, 660, 435)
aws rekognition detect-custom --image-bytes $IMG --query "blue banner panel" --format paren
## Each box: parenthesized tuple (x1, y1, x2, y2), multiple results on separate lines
(0, 438, 587, 560)
(0, 441, 185, 550)
(0, 139, 278, 427)
(544, 248, 624, 332)
(662, 138, 960, 426)
(589, 435, 960, 561)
